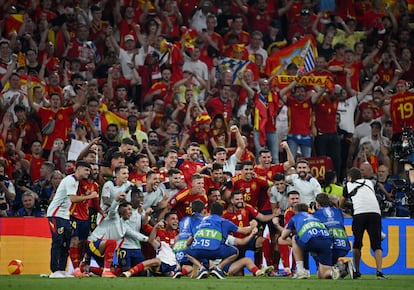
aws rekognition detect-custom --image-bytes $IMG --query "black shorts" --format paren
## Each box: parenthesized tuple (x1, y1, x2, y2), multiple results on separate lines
(352, 213, 382, 251)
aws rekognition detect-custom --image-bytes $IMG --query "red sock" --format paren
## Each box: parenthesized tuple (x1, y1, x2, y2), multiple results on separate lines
(279, 244, 290, 268)
(130, 263, 144, 275)
(262, 239, 273, 267)
(89, 266, 103, 275)
(104, 240, 117, 269)
(113, 267, 122, 276)
(252, 266, 260, 276)
(69, 247, 80, 268)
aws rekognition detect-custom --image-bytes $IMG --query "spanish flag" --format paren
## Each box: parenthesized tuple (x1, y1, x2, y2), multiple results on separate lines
(265, 35, 318, 77)
(4, 14, 23, 36)
(254, 93, 278, 147)
(2, 75, 44, 93)
(100, 109, 143, 133)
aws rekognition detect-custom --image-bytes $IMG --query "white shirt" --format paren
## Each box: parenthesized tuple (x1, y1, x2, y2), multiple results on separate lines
(123, 209, 146, 249)
(246, 45, 268, 64)
(143, 182, 166, 210)
(156, 241, 177, 267)
(359, 135, 390, 155)
(183, 59, 209, 83)
(269, 187, 289, 212)
(1, 89, 30, 122)
(89, 200, 148, 245)
(100, 180, 133, 212)
(354, 122, 372, 141)
(286, 174, 322, 206)
(338, 95, 358, 134)
(345, 179, 380, 215)
(47, 174, 78, 220)
(223, 154, 238, 176)
(118, 48, 146, 80)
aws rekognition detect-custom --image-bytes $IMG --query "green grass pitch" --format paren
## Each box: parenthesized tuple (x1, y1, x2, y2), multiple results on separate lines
(1, 275, 413, 290)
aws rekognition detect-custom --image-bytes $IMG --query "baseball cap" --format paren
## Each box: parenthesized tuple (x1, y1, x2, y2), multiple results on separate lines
(124, 34, 135, 42)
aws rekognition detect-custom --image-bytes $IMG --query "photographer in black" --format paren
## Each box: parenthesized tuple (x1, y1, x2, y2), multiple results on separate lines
(340, 167, 387, 280)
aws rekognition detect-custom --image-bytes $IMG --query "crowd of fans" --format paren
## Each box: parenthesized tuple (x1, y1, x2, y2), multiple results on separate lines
(0, 1, 414, 220)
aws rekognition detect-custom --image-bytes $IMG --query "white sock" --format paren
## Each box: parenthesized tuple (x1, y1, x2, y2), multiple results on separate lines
(297, 261, 305, 272)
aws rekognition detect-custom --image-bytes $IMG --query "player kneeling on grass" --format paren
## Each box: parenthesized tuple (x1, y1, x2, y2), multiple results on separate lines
(122, 214, 183, 278)
(313, 193, 354, 279)
(85, 192, 149, 277)
(186, 202, 267, 279)
(188, 225, 274, 278)
(279, 203, 340, 279)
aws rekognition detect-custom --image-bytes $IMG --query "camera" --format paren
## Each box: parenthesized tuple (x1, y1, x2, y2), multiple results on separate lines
(391, 179, 414, 217)
(0, 202, 7, 210)
(342, 198, 354, 215)
(392, 128, 414, 161)
(16, 173, 32, 187)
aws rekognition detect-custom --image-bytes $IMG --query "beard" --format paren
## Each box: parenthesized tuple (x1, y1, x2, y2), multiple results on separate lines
(235, 201, 244, 209)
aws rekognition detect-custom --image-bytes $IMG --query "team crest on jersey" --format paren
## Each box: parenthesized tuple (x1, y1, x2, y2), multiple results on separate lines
(251, 182, 257, 190)
(303, 103, 308, 108)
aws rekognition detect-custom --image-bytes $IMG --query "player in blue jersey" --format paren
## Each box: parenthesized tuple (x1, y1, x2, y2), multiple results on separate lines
(313, 193, 353, 279)
(172, 199, 206, 278)
(187, 201, 255, 279)
(280, 203, 340, 279)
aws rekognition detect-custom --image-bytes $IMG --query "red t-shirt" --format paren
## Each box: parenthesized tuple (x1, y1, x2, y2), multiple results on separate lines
(206, 97, 232, 121)
(25, 154, 45, 182)
(313, 97, 338, 134)
(287, 96, 312, 135)
(38, 106, 74, 150)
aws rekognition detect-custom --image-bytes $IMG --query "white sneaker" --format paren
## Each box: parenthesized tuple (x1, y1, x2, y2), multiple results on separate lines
(304, 269, 310, 278)
(64, 271, 74, 278)
(294, 270, 308, 279)
(49, 271, 66, 278)
(121, 271, 132, 278)
(256, 266, 274, 277)
(331, 266, 341, 280)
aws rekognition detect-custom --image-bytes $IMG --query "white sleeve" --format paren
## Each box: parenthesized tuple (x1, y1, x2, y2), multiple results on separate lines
(101, 181, 112, 198)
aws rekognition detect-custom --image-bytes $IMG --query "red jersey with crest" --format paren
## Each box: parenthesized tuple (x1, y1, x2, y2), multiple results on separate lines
(129, 172, 146, 184)
(254, 163, 284, 182)
(69, 179, 101, 221)
(168, 188, 208, 220)
(156, 228, 178, 247)
(231, 175, 270, 211)
(222, 203, 259, 238)
(178, 160, 204, 186)
(287, 96, 312, 135)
